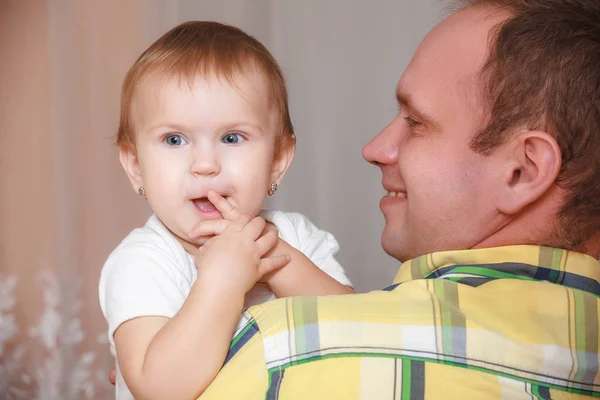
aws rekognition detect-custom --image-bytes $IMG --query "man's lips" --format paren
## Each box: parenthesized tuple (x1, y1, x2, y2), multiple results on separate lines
(380, 189, 407, 211)
(385, 191, 407, 198)
(382, 182, 407, 199)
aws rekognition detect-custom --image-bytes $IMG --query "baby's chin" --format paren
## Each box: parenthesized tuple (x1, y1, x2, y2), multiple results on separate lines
(177, 236, 202, 255)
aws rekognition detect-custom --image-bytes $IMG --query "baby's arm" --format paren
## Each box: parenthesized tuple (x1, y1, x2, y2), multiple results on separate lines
(263, 238, 354, 297)
(114, 283, 243, 400)
(111, 214, 288, 400)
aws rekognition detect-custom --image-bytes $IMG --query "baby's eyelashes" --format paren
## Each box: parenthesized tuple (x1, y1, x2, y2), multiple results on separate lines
(221, 132, 244, 144)
(164, 133, 188, 146)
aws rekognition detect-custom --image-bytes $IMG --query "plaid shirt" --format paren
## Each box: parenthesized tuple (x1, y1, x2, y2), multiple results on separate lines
(201, 246, 600, 399)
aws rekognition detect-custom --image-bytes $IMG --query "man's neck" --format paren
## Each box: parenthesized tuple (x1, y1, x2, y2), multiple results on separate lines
(585, 235, 600, 259)
(472, 188, 565, 253)
(475, 218, 599, 259)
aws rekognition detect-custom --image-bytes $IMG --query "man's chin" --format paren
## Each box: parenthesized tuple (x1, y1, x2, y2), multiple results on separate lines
(381, 233, 411, 263)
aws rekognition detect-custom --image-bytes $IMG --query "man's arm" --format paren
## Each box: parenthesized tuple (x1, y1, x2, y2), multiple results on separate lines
(199, 320, 269, 399)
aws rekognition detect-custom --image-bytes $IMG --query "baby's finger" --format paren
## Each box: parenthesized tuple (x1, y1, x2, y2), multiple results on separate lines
(255, 228, 279, 255)
(188, 219, 229, 239)
(258, 254, 290, 277)
(262, 222, 278, 236)
(224, 211, 254, 232)
(192, 236, 214, 246)
(207, 190, 242, 221)
(241, 216, 267, 240)
(198, 237, 215, 252)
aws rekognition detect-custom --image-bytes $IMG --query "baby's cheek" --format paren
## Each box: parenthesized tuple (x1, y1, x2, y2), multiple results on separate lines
(230, 191, 264, 216)
(231, 164, 271, 211)
(248, 195, 268, 216)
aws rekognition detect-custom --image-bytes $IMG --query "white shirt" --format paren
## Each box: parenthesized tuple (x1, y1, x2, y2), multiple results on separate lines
(99, 210, 351, 400)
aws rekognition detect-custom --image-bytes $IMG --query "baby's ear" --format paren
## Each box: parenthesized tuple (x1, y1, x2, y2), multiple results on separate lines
(271, 134, 296, 185)
(119, 145, 144, 193)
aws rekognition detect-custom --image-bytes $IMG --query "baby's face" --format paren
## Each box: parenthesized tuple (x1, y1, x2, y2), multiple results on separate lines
(126, 72, 289, 251)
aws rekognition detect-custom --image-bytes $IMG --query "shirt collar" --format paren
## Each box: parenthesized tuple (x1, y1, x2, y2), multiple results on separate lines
(392, 245, 600, 297)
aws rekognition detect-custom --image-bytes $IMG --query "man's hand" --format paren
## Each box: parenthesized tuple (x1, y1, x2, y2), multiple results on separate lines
(193, 203, 290, 295)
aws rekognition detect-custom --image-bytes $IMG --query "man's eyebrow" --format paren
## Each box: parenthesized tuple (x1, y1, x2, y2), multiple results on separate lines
(396, 92, 437, 128)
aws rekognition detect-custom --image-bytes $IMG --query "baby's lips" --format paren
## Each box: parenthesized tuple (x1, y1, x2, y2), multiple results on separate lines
(193, 198, 218, 213)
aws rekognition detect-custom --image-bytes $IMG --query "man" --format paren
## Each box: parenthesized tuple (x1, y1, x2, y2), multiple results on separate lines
(195, 1, 600, 398)
(111, 0, 600, 397)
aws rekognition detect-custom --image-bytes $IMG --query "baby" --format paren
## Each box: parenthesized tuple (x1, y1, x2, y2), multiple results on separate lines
(99, 21, 353, 400)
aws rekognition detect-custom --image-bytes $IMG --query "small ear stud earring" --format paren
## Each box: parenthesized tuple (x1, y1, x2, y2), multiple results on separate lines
(268, 183, 278, 196)
(138, 187, 147, 199)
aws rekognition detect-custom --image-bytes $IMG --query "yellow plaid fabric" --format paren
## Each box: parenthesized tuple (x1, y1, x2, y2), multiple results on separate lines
(201, 246, 600, 399)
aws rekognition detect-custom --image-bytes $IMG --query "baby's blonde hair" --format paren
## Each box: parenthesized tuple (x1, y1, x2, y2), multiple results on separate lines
(117, 21, 294, 153)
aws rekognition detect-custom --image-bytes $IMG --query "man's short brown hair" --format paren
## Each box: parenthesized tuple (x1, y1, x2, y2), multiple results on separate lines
(117, 21, 294, 154)
(457, 0, 600, 251)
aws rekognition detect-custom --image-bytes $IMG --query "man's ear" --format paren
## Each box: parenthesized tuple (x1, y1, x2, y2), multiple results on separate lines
(119, 145, 144, 193)
(270, 134, 296, 187)
(496, 131, 562, 215)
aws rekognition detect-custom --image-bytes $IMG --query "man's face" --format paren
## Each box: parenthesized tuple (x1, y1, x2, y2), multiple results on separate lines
(363, 7, 511, 262)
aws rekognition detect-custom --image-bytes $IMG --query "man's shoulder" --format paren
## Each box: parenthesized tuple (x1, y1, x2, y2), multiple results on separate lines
(241, 275, 600, 397)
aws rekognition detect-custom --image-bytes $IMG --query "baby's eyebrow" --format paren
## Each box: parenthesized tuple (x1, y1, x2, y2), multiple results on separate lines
(144, 121, 265, 135)
(146, 122, 188, 133)
(221, 122, 264, 134)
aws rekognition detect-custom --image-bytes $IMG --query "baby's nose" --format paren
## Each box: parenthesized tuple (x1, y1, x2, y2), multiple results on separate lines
(190, 150, 220, 177)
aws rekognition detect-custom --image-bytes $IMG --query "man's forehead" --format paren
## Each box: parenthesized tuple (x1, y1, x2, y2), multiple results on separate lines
(412, 7, 505, 78)
(396, 6, 510, 117)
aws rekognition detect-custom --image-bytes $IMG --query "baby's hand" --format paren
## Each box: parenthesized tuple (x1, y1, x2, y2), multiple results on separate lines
(188, 191, 263, 246)
(192, 201, 289, 295)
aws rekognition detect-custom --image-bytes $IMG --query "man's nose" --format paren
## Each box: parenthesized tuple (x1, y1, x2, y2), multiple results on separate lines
(190, 145, 221, 177)
(362, 120, 400, 167)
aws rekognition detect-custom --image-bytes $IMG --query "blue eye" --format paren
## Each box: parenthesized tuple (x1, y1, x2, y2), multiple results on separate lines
(221, 132, 244, 144)
(165, 134, 187, 146)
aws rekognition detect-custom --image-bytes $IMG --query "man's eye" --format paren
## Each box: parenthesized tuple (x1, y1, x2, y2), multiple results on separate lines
(165, 134, 187, 146)
(403, 116, 420, 128)
(221, 133, 244, 144)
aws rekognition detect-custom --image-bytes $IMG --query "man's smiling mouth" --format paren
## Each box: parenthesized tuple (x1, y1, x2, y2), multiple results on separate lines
(386, 191, 407, 198)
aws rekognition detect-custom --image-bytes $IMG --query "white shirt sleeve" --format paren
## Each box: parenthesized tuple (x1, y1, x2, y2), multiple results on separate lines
(263, 211, 353, 288)
(99, 244, 189, 345)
